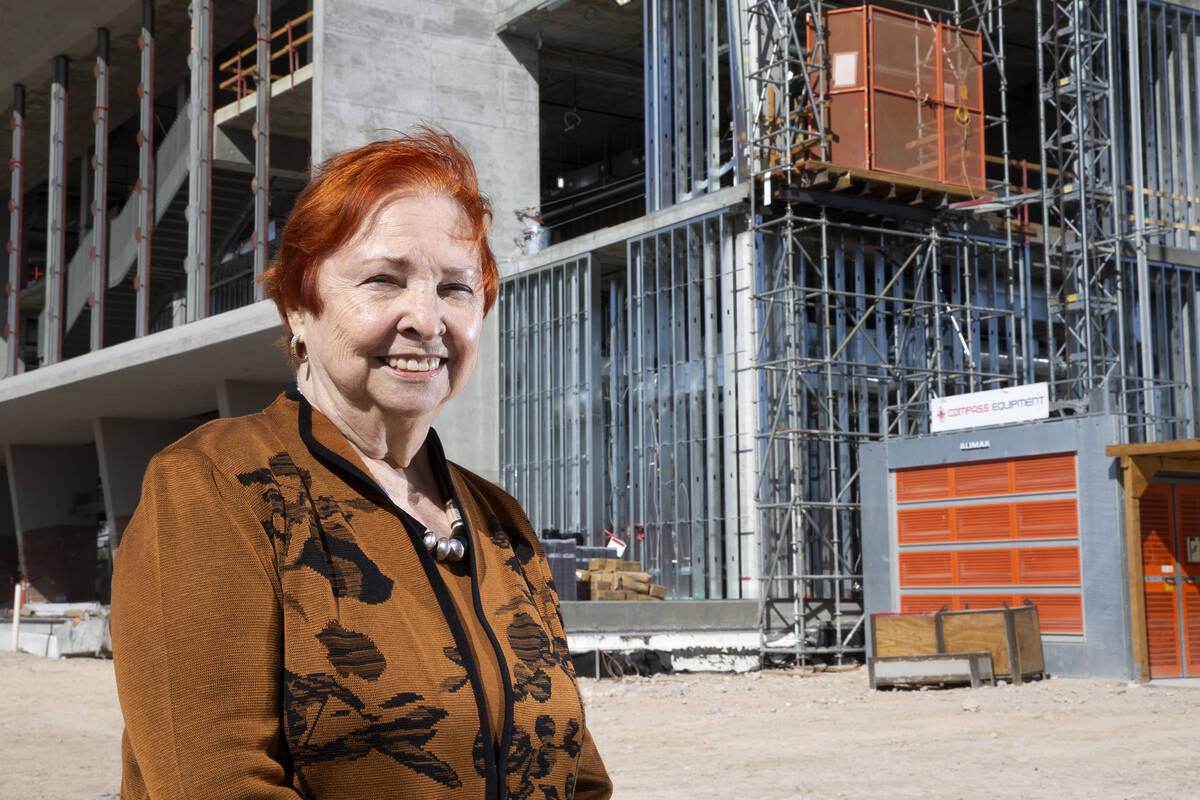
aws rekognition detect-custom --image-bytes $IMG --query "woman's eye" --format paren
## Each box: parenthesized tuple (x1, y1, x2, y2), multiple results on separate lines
(442, 283, 474, 295)
(363, 274, 395, 286)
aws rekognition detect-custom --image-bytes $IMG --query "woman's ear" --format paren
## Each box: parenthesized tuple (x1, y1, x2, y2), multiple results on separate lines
(287, 309, 305, 338)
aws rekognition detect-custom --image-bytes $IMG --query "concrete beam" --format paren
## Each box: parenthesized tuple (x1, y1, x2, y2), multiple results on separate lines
(213, 126, 310, 176)
(4, 444, 100, 603)
(505, 184, 749, 279)
(0, 300, 289, 462)
(216, 379, 287, 418)
(93, 417, 195, 546)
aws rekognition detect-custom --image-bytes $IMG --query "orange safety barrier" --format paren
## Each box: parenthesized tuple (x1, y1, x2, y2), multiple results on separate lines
(218, 10, 314, 101)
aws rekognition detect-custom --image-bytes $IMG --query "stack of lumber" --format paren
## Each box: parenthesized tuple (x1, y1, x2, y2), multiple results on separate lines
(577, 558, 667, 601)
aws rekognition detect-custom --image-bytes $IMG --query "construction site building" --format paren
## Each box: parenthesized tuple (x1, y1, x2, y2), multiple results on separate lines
(3, 0, 1200, 679)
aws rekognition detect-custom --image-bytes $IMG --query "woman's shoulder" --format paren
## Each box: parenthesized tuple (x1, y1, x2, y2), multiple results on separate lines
(152, 392, 295, 477)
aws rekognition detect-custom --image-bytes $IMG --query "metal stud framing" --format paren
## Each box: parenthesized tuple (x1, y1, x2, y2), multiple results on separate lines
(187, 0, 213, 322)
(498, 213, 753, 599)
(645, 0, 736, 212)
(45, 56, 69, 366)
(625, 214, 745, 598)
(5, 84, 24, 377)
(499, 257, 597, 542)
(136, 0, 154, 337)
(253, 0, 270, 299)
(90, 29, 110, 350)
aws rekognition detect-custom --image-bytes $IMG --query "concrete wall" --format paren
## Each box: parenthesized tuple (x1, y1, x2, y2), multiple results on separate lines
(4, 444, 100, 602)
(861, 415, 1135, 680)
(93, 418, 197, 546)
(311, 0, 540, 482)
(0, 467, 17, 590)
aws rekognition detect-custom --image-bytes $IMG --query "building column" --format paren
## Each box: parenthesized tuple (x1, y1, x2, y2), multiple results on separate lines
(253, 0, 271, 300)
(93, 417, 195, 547)
(90, 29, 110, 351)
(135, 0, 154, 336)
(187, 0, 213, 322)
(731, 225, 759, 599)
(0, 467, 18, 592)
(216, 379, 286, 419)
(4, 444, 100, 603)
(4, 84, 24, 377)
(44, 56, 69, 365)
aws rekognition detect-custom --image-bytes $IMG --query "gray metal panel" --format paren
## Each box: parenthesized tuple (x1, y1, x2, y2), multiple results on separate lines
(863, 415, 1135, 680)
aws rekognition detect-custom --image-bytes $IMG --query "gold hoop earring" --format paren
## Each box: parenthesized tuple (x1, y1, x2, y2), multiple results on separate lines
(289, 333, 308, 364)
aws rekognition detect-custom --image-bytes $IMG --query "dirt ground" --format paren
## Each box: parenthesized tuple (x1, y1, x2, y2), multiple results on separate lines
(2, 650, 1197, 799)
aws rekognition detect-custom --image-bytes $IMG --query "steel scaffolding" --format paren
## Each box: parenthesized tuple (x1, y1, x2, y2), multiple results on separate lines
(745, 0, 1027, 666)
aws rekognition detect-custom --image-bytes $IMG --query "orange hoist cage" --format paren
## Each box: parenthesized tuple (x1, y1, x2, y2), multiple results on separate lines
(808, 5, 985, 189)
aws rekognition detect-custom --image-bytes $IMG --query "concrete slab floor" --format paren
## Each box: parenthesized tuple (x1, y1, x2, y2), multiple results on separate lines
(1148, 677, 1200, 689)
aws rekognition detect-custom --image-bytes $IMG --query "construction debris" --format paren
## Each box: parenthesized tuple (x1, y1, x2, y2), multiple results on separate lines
(577, 558, 667, 601)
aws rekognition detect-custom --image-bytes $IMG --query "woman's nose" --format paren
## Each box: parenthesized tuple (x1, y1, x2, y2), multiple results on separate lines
(397, 285, 445, 339)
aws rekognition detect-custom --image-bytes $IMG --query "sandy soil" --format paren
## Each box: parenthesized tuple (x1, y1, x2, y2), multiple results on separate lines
(2, 650, 1196, 799)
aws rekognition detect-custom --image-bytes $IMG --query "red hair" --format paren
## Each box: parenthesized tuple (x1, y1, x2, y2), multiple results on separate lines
(262, 125, 498, 326)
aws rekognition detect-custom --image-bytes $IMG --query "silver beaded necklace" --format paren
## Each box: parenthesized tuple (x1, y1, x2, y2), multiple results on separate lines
(422, 498, 467, 562)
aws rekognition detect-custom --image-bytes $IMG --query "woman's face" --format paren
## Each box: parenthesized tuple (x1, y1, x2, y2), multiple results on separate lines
(290, 192, 485, 426)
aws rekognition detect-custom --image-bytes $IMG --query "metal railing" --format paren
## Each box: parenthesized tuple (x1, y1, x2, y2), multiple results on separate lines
(217, 9, 313, 108)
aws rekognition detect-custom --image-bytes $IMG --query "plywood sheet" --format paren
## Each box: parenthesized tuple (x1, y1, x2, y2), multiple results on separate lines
(940, 610, 1012, 676)
(873, 614, 939, 657)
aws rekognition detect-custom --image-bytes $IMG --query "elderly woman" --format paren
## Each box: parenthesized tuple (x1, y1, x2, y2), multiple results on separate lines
(111, 128, 611, 799)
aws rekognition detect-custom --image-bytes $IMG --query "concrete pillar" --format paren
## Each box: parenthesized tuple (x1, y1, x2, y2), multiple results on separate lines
(4, 444, 100, 603)
(186, 0, 213, 322)
(732, 226, 759, 600)
(253, 0, 271, 299)
(0, 467, 18, 593)
(216, 379, 286, 418)
(135, 0, 154, 336)
(45, 56, 70, 365)
(90, 28, 111, 351)
(93, 418, 195, 548)
(5, 84, 24, 377)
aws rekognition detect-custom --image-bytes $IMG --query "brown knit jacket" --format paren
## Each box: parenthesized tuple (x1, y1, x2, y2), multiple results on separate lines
(112, 390, 611, 799)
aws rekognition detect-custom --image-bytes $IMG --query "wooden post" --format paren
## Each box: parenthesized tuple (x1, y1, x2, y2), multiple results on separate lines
(1122, 455, 1152, 682)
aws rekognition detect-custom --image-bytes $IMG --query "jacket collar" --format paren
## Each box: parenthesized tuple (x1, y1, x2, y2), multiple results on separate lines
(281, 384, 461, 514)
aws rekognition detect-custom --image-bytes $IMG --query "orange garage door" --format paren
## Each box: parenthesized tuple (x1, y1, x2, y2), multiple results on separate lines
(895, 453, 1083, 634)
(1141, 483, 1200, 678)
